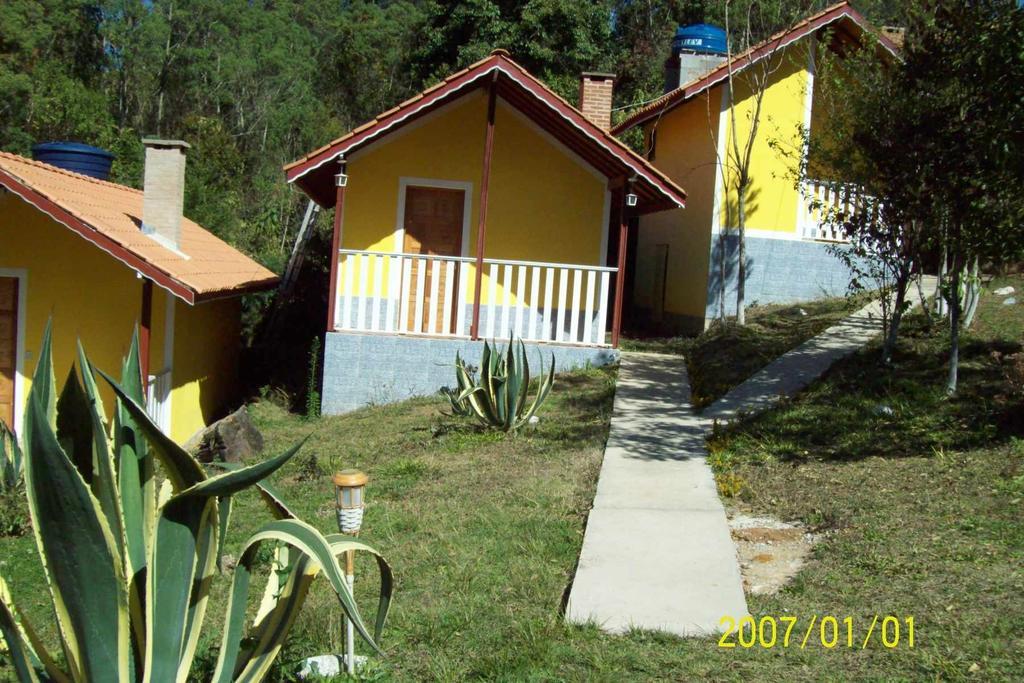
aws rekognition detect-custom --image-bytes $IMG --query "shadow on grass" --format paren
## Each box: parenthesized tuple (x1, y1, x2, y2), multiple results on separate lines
(711, 316, 1024, 465)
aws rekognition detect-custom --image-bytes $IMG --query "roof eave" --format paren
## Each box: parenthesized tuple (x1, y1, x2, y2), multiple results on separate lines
(285, 53, 688, 212)
(613, 2, 899, 135)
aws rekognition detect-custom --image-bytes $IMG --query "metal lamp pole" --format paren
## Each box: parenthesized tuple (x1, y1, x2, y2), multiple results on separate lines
(333, 469, 368, 675)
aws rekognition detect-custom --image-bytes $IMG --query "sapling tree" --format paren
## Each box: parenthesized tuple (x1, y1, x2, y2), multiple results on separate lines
(885, 1, 1024, 392)
(798, 30, 924, 363)
(714, 0, 815, 324)
(800, 2, 1023, 388)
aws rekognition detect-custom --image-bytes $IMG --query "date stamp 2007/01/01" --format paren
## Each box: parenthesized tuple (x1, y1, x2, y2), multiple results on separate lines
(719, 615, 915, 650)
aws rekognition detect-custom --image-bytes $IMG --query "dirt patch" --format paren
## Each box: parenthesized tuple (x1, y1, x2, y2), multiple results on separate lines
(728, 513, 820, 595)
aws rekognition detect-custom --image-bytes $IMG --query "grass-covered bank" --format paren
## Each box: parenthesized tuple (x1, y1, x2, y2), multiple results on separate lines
(708, 275, 1024, 680)
(622, 293, 869, 408)
(3, 280, 1021, 681)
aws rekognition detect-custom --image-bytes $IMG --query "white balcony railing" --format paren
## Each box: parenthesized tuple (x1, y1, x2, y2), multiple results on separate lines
(799, 179, 881, 242)
(146, 368, 171, 433)
(334, 249, 616, 346)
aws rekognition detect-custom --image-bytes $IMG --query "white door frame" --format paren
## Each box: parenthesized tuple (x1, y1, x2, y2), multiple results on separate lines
(394, 177, 473, 257)
(0, 268, 27, 434)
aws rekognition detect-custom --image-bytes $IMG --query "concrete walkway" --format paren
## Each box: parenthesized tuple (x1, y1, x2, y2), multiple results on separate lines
(567, 281, 936, 637)
(565, 353, 747, 636)
(705, 278, 936, 424)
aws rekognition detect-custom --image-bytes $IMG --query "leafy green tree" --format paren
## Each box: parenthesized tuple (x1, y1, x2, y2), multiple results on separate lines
(894, 0, 1024, 392)
(411, 0, 616, 102)
(0, 0, 113, 152)
(809, 0, 1024, 392)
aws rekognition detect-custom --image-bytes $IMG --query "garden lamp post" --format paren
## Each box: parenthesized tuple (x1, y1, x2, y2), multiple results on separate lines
(333, 469, 368, 675)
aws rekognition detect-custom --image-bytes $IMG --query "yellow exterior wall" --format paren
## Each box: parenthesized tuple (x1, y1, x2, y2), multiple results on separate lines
(169, 297, 240, 443)
(0, 191, 241, 444)
(634, 42, 812, 328)
(635, 87, 722, 326)
(719, 47, 811, 233)
(340, 91, 608, 306)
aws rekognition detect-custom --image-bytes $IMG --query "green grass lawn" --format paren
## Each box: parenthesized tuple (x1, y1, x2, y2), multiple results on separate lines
(622, 293, 869, 408)
(2, 280, 1021, 681)
(707, 274, 1024, 681)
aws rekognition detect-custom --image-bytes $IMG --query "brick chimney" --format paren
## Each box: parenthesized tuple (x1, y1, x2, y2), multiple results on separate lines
(141, 138, 190, 251)
(579, 72, 615, 132)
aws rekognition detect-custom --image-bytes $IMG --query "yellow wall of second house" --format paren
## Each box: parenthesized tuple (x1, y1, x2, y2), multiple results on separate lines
(0, 192, 239, 443)
(169, 296, 240, 443)
(635, 87, 723, 326)
(719, 47, 810, 234)
(339, 91, 607, 305)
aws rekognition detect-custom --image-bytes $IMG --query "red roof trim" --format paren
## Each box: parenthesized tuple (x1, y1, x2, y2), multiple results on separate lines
(285, 53, 686, 210)
(613, 2, 899, 134)
(285, 66, 494, 183)
(0, 168, 197, 304)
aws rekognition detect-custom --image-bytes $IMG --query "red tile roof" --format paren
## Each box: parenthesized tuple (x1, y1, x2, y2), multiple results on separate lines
(285, 50, 687, 214)
(612, 1, 899, 134)
(0, 152, 278, 304)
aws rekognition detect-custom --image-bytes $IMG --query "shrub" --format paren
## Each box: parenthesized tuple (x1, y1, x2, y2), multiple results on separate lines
(0, 323, 393, 682)
(306, 335, 321, 419)
(445, 338, 554, 433)
(0, 421, 22, 493)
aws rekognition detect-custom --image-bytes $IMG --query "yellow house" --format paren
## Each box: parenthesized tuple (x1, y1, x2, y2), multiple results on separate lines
(0, 141, 277, 442)
(613, 1, 899, 333)
(284, 50, 687, 413)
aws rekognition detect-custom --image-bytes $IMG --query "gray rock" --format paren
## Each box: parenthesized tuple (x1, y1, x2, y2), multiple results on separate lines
(1004, 297, 1017, 306)
(298, 654, 367, 679)
(185, 406, 264, 463)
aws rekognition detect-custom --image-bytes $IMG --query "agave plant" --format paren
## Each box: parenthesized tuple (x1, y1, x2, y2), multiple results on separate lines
(447, 337, 554, 432)
(0, 323, 393, 682)
(0, 420, 22, 492)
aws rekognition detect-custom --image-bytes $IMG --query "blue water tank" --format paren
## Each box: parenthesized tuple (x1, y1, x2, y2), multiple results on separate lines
(31, 142, 115, 180)
(672, 24, 728, 56)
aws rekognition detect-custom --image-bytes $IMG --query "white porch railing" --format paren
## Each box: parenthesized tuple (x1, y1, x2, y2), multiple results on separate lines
(334, 249, 616, 346)
(799, 179, 881, 242)
(146, 369, 171, 434)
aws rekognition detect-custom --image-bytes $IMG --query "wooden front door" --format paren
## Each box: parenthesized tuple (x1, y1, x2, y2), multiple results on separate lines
(0, 277, 18, 431)
(402, 186, 464, 333)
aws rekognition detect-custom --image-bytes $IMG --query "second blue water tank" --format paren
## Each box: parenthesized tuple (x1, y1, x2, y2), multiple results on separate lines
(672, 24, 728, 56)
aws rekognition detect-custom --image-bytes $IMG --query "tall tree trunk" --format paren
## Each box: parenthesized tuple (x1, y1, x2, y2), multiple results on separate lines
(882, 272, 909, 364)
(962, 255, 981, 328)
(946, 253, 963, 394)
(718, 230, 726, 321)
(936, 244, 948, 317)
(736, 181, 747, 325)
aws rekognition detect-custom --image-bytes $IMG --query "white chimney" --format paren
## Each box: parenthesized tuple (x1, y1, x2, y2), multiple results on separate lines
(142, 139, 190, 251)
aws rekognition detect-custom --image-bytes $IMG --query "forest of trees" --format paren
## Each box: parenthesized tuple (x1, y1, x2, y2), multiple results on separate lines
(0, 0, 911, 278)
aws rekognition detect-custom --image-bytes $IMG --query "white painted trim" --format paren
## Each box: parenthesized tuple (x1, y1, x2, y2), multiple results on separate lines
(394, 177, 474, 258)
(292, 63, 684, 209)
(796, 33, 817, 236)
(161, 294, 175, 435)
(711, 84, 731, 234)
(711, 225, 807, 241)
(346, 93, 484, 163)
(0, 268, 27, 435)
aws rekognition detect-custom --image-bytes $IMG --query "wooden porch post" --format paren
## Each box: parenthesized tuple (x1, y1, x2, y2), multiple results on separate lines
(610, 181, 633, 348)
(470, 73, 499, 340)
(326, 157, 347, 332)
(140, 278, 153, 391)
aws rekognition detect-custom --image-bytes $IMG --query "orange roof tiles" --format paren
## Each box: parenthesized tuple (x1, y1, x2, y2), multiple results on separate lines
(0, 151, 278, 304)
